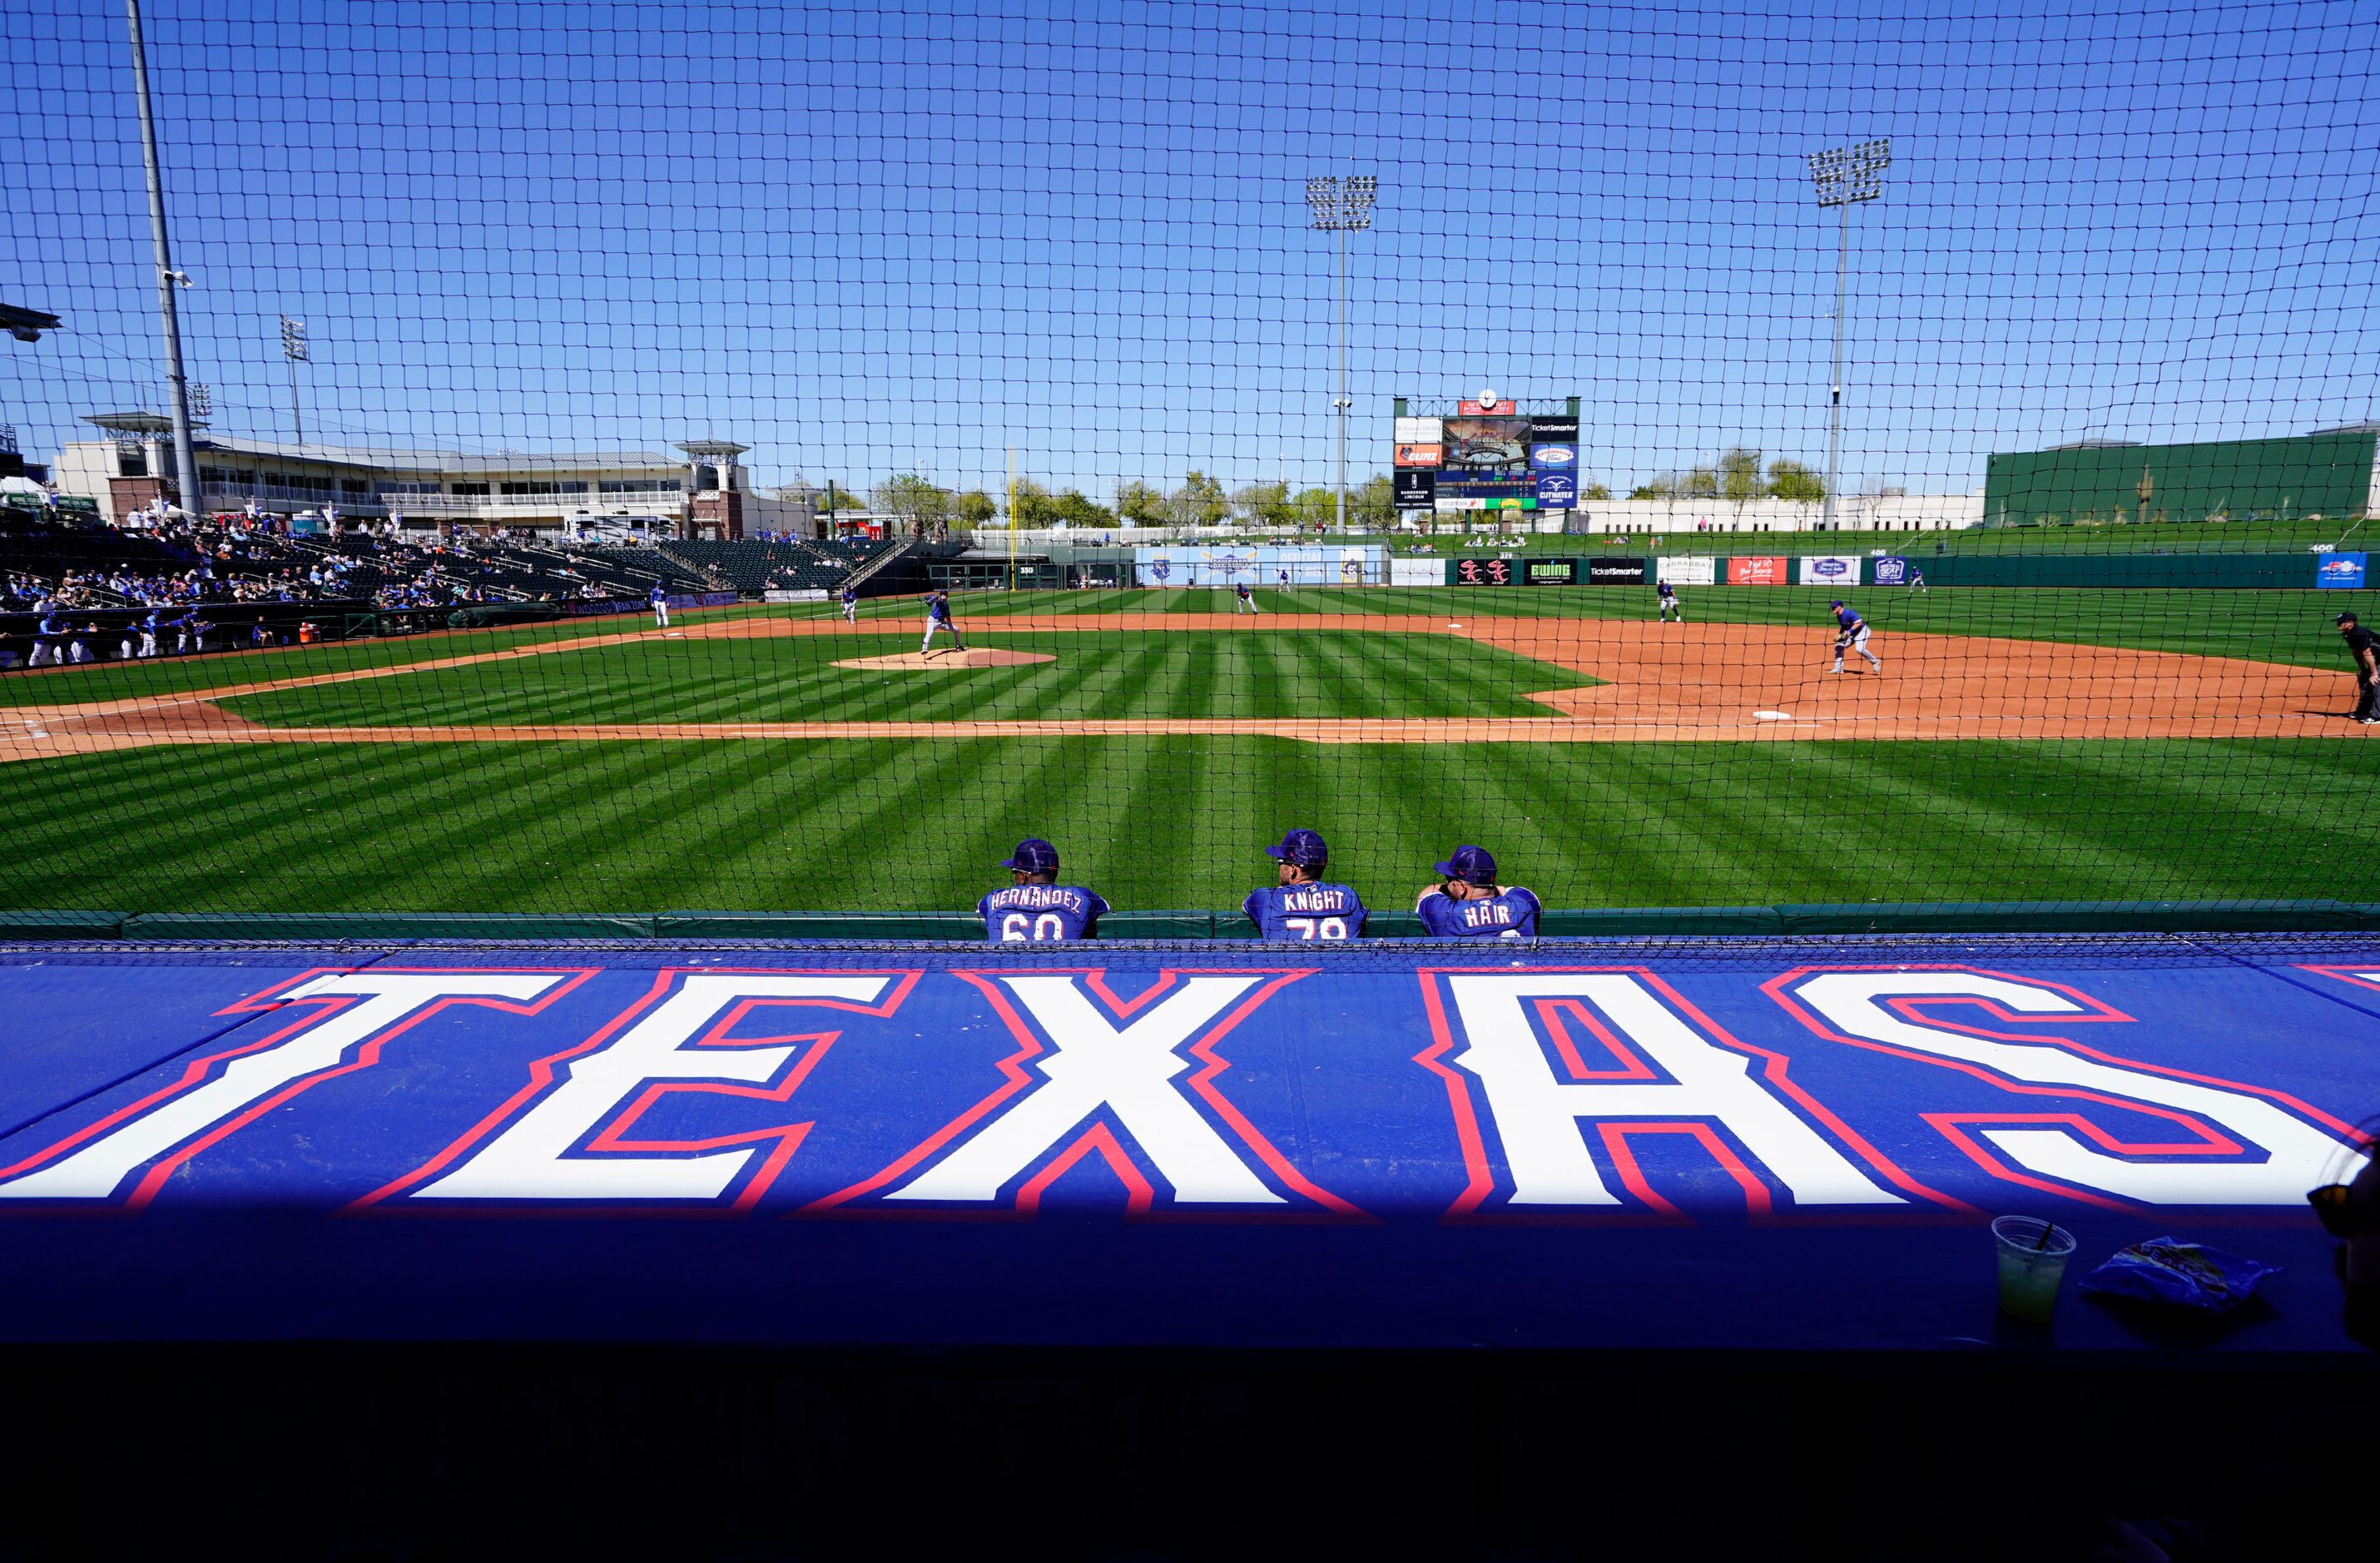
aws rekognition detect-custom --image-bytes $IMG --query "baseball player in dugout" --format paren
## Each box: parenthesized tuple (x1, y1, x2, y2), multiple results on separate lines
(1243, 830, 1367, 942)
(1415, 845, 1541, 939)
(978, 838, 1109, 942)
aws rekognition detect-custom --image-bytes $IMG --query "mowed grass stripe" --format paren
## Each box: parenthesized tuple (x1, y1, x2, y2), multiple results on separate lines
(0, 605, 771, 709)
(6, 737, 2380, 913)
(218, 630, 1594, 727)
(982, 585, 2369, 673)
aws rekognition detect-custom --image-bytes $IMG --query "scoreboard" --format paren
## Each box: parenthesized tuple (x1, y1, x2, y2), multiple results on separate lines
(1392, 393, 1578, 514)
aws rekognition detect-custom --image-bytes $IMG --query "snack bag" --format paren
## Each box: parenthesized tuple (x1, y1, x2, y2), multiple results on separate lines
(2077, 1238, 2279, 1313)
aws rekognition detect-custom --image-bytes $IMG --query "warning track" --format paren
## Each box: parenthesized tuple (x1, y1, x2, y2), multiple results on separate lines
(0, 613, 2360, 763)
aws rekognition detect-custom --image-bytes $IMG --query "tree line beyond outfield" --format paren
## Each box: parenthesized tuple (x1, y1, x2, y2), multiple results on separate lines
(855, 445, 1845, 533)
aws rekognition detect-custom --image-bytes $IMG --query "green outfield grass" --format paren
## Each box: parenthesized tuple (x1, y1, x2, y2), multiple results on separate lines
(3, 736, 2375, 915)
(933, 585, 2370, 672)
(218, 630, 1594, 727)
(2, 584, 2373, 920)
(0, 603, 771, 707)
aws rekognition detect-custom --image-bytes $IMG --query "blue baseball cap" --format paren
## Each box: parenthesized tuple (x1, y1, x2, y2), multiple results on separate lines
(1000, 837, 1059, 873)
(1265, 829, 1329, 868)
(1435, 845, 1497, 883)
(1830, 599, 1844, 608)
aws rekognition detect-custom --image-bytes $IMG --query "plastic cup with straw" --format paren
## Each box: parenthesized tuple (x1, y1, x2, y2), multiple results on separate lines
(1991, 1215, 2077, 1322)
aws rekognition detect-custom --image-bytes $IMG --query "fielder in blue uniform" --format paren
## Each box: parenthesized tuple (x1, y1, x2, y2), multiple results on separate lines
(1657, 580, 1682, 623)
(978, 837, 1108, 942)
(650, 584, 671, 628)
(1414, 845, 1540, 939)
(1235, 581, 1260, 616)
(839, 584, 859, 623)
(1828, 600, 1882, 674)
(921, 590, 964, 654)
(1242, 829, 1367, 941)
(27, 610, 67, 667)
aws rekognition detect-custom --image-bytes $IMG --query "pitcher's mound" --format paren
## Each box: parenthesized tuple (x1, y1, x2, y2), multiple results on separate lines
(834, 648, 1056, 670)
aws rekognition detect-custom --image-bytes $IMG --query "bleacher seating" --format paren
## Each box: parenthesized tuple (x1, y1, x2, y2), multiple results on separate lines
(1, 511, 896, 622)
(659, 538, 854, 593)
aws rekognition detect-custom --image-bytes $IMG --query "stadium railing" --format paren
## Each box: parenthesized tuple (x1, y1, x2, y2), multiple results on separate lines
(10, 899, 2379, 943)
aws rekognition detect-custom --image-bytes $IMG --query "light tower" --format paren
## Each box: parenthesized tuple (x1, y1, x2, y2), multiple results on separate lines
(280, 315, 310, 445)
(1806, 138, 1891, 533)
(1307, 175, 1377, 533)
(123, 0, 203, 520)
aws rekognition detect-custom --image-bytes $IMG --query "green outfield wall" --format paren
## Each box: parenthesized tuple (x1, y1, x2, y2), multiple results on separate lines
(1445, 553, 2351, 588)
(1984, 430, 2380, 526)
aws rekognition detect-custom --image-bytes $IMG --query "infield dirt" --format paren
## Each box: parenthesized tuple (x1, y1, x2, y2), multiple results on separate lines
(0, 612, 2359, 762)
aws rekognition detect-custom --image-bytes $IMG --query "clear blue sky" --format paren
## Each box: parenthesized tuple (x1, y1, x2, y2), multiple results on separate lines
(2, 0, 2373, 499)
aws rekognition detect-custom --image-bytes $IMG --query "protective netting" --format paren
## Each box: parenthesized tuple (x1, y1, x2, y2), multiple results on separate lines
(0, 2, 2375, 927)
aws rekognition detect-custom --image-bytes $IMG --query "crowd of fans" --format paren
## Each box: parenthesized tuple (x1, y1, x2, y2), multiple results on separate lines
(2, 501, 894, 669)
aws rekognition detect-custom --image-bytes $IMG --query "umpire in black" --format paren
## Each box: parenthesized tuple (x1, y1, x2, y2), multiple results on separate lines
(2341, 612, 2379, 725)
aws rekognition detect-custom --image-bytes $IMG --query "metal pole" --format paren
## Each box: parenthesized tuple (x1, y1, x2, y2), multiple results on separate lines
(286, 350, 304, 445)
(125, 0, 202, 521)
(1823, 200, 1847, 533)
(1334, 228, 1347, 533)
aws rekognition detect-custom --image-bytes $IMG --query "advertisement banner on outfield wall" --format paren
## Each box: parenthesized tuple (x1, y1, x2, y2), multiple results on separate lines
(1390, 558, 1445, 587)
(1133, 545, 1386, 587)
(1587, 557, 1649, 585)
(1393, 416, 1443, 443)
(1728, 556, 1787, 585)
(1872, 556, 1909, 585)
(1797, 554, 1862, 588)
(762, 589, 831, 603)
(1453, 556, 1515, 585)
(2316, 552, 2367, 588)
(1654, 555, 1718, 587)
(1523, 557, 1577, 585)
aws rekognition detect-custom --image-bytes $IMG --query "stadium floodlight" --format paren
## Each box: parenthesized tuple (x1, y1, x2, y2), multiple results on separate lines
(124, 0, 203, 522)
(1806, 138, 1890, 532)
(1307, 175, 1378, 533)
(281, 315, 310, 445)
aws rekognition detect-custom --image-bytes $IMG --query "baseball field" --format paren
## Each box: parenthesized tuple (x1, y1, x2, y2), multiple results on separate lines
(2, 583, 2373, 916)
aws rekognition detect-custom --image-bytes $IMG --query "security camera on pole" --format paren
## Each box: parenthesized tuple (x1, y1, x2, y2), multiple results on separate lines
(1306, 175, 1377, 533)
(1806, 138, 1891, 533)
